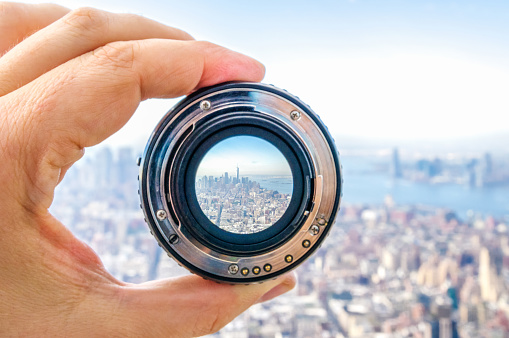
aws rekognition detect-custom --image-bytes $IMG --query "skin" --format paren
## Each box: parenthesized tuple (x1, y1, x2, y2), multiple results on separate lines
(0, 2, 296, 337)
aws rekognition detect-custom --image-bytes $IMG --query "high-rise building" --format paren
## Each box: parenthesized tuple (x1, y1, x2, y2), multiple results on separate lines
(479, 247, 491, 301)
(225, 172, 229, 184)
(236, 165, 239, 184)
(117, 147, 134, 185)
(391, 148, 402, 178)
(95, 147, 113, 188)
(479, 247, 500, 302)
(483, 152, 493, 176)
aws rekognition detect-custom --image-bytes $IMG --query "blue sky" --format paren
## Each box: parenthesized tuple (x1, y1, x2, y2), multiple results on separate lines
(196, 136, 292, 177)
(20, 1, 509, 148)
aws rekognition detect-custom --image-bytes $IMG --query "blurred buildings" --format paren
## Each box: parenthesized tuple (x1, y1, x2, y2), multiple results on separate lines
(392, 148, 509, 189)
(51, 146, 509, 337)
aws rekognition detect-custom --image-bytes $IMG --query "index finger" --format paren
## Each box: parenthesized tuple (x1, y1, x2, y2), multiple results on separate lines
(3, 39, 265, 212)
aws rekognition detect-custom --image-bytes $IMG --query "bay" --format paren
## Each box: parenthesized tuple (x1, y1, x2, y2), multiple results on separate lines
(342, 156, 509, 219)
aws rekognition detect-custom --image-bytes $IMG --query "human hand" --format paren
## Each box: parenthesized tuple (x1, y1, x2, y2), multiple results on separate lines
(0, 2, 296, 337)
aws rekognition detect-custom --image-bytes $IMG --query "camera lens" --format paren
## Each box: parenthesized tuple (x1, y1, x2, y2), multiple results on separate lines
(139, 82, 342, 283)
(195, 135, 293, 235)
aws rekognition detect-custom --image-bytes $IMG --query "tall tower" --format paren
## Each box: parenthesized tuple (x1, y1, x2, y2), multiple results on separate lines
(236, 165, 239, 184)
(483, 152, 493, 176)
(95, 146, 113, 188)
(479, 247, 497, 302)
(391, 148, 402, 178)
(224, 172, 229, 184)
(117, 146, 134, 185)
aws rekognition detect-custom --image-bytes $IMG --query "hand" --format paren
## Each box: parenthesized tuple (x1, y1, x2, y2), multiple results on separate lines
(0, 3, 296, 337)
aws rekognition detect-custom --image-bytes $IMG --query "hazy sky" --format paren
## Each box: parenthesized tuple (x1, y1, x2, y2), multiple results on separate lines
(196, 136, 292, 177)
(20, 0, 509, 148)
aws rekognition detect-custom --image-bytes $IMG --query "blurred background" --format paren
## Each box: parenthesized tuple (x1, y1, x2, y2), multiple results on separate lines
(22, 0, 509, 336)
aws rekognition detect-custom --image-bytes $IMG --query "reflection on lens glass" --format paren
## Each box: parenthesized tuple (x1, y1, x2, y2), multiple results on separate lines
(195, 136, 293, 234)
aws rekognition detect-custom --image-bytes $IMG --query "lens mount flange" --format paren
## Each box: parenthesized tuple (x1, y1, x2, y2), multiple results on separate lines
(139, 82, 342, 283)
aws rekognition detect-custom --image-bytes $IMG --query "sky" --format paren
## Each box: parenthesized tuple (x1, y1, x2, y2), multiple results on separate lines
(195, 136, 292, 177)
(19, 0, 509, 151)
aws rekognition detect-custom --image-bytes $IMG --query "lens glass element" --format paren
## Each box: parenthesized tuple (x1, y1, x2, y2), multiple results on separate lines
(195, 135, 293, 234)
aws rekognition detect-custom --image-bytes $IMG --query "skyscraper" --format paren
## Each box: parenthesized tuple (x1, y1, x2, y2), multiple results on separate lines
(391, 148, 402, 178)
(479, 247, 497, 302)
(236, 165, 239, 184)
(117, 147, 135, 185)
(483, 152, 493, 176)
(95, 147, 113, 188)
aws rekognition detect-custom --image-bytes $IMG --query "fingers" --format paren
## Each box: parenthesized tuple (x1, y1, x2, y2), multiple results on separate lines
(0, 6, 194, 96)
(5, 38, 264, 211)
(119, 273, 296, 337)
(0, 2, 70, 55)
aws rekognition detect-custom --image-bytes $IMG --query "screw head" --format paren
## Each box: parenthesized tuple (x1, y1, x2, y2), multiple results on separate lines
(169, 234, 179, 244)
(200, 100, 211, 111)
(156, 209, 167, 220)
(309, 225, 320, 236)
(228, 264, 239, 275)
(290, 110, 301, 121)
(302, 239, 311, 248)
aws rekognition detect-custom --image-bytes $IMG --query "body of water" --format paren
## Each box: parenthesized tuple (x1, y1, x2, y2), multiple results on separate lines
(246, 157, 509, 219)
(342, 156, 509, 218)
(249, 175, 293, 195)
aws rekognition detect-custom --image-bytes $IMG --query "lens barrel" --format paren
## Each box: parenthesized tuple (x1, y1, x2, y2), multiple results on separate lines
(139, 82, 342, 283)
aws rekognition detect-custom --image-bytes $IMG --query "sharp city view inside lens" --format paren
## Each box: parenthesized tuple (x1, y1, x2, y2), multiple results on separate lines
(195, 136, 293, 234)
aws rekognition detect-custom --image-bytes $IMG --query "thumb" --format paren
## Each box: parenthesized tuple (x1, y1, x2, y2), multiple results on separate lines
(119, 273, 297, 337)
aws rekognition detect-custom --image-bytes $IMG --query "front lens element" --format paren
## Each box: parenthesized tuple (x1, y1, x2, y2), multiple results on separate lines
(195, 135, 293, 234)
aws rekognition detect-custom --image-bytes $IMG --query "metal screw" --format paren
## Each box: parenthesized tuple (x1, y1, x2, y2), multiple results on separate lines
(317, 218, 326, 225)
(309, 225, 320, 236)
(169, 234, 179, 244)
(156, 209, 167, 220)
(290, 110, 301, 121)
(228, 264, 239, 275)
(200, 100, 211, 111)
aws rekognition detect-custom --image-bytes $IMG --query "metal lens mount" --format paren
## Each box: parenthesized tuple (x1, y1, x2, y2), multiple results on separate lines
(139, 82, 342, 283)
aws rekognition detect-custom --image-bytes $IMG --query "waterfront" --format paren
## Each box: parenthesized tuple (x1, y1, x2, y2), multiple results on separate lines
(342, 156, 509, 219)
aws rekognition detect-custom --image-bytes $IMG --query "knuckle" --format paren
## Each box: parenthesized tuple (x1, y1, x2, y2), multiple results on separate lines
(91, 41, 139, 70)
(63, 7, 109, 33)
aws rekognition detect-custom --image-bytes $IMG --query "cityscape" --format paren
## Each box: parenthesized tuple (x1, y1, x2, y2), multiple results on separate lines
(50, 145, 509, 337)
(389, 148, 509, 189)
(195, 167, 292, 234)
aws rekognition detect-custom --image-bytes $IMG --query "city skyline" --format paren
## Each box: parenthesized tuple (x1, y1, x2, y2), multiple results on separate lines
(195, 135, 293, 177)
(195, 169, 292, 234)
